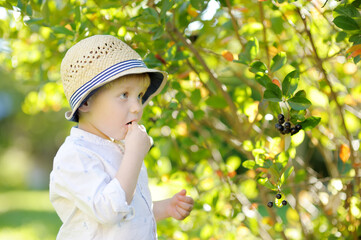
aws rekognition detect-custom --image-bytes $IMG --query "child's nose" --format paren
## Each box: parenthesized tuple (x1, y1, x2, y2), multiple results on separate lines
(129, 98, 141, 113)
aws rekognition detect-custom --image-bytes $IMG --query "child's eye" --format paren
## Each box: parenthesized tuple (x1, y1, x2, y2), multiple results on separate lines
(138, 93, 144, 100)
(120, 93, 128, 99)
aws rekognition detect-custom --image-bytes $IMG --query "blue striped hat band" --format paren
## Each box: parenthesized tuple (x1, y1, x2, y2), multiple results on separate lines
(69, 59, 146, 109)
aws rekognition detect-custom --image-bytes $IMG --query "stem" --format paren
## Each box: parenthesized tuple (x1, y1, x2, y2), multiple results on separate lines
(166, 22, 246, 136)
(224, 0, 245, 48)
(259, 185, 289, 240)
(259, 1, 270, 68)
(296, 8, 360, 208)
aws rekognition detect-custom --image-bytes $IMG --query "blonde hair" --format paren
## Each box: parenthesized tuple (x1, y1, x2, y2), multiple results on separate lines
(102, 73, 150, 90)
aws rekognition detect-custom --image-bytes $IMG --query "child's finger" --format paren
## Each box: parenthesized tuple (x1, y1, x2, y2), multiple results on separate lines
(177, 194, 194, 205)
(177, 201, 193, 212)
(176, 205, 191, 219)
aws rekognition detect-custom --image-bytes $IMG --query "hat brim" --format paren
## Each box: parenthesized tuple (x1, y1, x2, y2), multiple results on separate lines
(65, 66, 167, 122)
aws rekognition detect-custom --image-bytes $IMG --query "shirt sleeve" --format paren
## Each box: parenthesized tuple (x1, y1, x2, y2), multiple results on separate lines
(51, 144, 135, 225)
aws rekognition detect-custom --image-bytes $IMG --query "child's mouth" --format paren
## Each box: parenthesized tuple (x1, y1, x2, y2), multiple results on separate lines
(126, 121, 133, 125)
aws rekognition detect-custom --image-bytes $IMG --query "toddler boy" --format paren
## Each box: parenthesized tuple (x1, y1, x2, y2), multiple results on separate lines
(49, 35, 194, 239)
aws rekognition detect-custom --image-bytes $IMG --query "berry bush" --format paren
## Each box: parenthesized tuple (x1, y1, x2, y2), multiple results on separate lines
(0, 0, 360, 239)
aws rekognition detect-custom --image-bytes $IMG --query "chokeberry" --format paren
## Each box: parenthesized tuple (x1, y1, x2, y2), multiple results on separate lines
(275, 123, 283, 131)
(276, 193, 282, 199)
(295, 124, 302, 131)
(283, 128, 291, 134)
(278, 114, 285, 124)
(290, 128, 298, 135)
(284, 122, 291, 129)
(282, 200, 287, 206)
(267, 201, 273, 208)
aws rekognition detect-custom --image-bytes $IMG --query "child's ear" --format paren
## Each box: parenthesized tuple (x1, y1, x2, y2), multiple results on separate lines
(78, 100, 91, 113)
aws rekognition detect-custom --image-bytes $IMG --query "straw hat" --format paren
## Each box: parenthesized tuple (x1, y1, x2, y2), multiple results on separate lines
(61, 35, 168, 122)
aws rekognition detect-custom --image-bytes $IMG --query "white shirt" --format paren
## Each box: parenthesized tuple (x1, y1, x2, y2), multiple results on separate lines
(49, 127, 157, 240)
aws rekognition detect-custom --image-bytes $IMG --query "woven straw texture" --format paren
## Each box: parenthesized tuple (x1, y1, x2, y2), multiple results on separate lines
(60, 35, 167, 121)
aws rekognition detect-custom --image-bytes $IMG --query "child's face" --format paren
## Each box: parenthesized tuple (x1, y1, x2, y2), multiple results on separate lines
(80, 75, 148, 140)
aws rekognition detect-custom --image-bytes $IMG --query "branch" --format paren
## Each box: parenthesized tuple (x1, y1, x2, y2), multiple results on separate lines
(296, 7, 358, 178)
(259, 1, 271, 68)
(224, 0, 245, 48)
(166, 22, 247, 137)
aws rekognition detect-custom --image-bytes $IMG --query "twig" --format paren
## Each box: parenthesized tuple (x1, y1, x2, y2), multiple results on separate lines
(259, 1, 271, 68)
(296, 8, 359, 179)
(166, 22, 247, 137)
(224, 0, 245, 48)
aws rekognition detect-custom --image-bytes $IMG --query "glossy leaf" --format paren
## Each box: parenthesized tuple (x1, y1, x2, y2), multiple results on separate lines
(282, 70, 299, 97)
(299, 116, 321, 130)
(333, 15, 360, 30)
(270, 52, 287, 72)
(288, 96, 311, 110)
(264, 82, 282, 102)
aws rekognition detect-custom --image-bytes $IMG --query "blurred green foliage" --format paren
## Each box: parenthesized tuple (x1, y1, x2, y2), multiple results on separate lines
(0, 0, 361, 239)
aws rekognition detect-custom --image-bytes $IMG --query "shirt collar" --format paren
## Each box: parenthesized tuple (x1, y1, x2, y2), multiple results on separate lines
(70, 126, 125, 150)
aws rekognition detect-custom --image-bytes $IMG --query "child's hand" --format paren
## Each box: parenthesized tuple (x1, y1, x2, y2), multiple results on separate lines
(167, 189, 194, 220)
(124, 122, 151, 159)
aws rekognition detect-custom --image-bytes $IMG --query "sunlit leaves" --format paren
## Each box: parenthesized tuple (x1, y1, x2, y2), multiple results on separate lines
(288, 95, 311, 110)
(235, 38, 259, 65)
(264, 82, 282, 102)
(299, 116, 321, 131)
(282, 70, 299, 97)
(333, 16, 360, 30)
(270, 52, 287, 72)
(249, 61, 267, 74)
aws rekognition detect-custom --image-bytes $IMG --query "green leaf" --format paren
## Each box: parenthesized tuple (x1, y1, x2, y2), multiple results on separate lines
(190, 89, 201, 105)
(282, 70, 299, 97)
(255, 73, 272, 88)
(333, 15, 360, 31)
(151, 26, 164, 40)
(249, 61, 267, 74)
(0, 1, 13, 10)
(206, 96, 228, 109)
(160, 0, 174, 20)
(269, 165, 281, 180)
(280, 166, 294, 186)
(75, 6, 81, 23)
(288, 96, 311, 110)
(336, 31, 348, 42)
(270, 52, 287, 72)
(175, 91, 186, 102)
(235, 38, 259, 65)
(264, 82, 282, 102)
(242, 160, 256, 169)
(299, 116, 321, 130)
(293, 90, 306, 98)
(258, 178, 277, 191)
(271, 16, 284, 34)
(334, 5, 361, 18)
(52, 26, 74, 36)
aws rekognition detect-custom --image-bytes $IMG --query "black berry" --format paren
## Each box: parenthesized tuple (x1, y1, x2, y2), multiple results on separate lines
(295, 124, 302, 131)
(276, 193, 282, 199)
(282, 200, 287, 206)
(278, 114, 285, 124)
(291, 128, 298, 135)
(283, 128, 291, 134)
(267, 201, 273, 208)
(284, 122, 291, 129)
(275, 123, 283, 131)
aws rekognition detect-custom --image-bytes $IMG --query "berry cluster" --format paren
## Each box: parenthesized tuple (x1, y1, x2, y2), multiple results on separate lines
(275, 114, 302, 136)
(267, 193, 287, 208)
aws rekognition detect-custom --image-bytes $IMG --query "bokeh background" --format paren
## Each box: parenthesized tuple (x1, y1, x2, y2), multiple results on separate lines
(0, 0, 360, 239)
